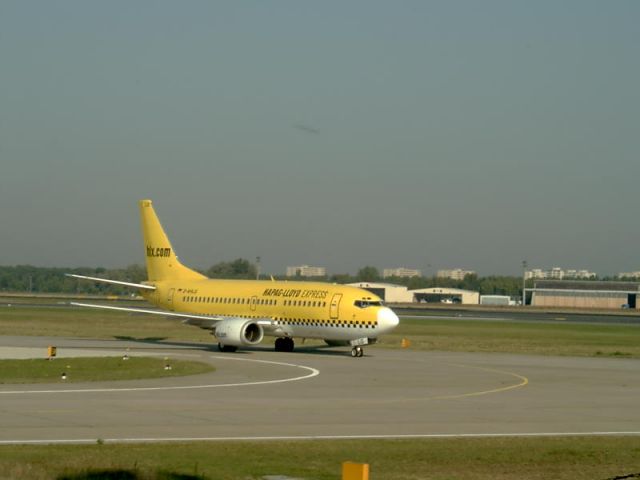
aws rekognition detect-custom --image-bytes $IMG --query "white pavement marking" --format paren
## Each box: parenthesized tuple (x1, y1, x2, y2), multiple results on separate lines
(1, 432, 640, 445)
(0, 355, 320, 395)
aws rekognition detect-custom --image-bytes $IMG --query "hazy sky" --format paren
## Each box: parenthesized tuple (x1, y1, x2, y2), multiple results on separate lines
(1, 1, 639, 276)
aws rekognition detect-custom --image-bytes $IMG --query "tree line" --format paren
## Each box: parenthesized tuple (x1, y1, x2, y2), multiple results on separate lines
(0, 261, 531, 296)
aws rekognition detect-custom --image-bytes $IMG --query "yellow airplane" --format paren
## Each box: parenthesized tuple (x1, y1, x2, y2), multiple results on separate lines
(70, 200, 399, 357)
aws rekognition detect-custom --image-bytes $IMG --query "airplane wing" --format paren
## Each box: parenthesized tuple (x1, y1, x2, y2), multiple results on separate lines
(66, 274, 156, 290)
(69, 302, 274, 330)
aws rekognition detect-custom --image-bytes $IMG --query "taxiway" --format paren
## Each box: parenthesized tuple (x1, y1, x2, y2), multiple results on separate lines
(0, 336, 638, 444)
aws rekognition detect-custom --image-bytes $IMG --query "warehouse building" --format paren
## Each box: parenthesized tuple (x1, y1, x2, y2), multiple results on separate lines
(348, 283, 481, 305)
(528, 280, 640, 309)
(412, 288, 480, 305)
(348, 282, 413, 303)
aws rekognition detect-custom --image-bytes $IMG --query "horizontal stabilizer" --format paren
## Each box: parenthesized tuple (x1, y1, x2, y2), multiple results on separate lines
(70, 302, 219, 321)
(70, 302, 274, 331)
(66, 274, 156, 290)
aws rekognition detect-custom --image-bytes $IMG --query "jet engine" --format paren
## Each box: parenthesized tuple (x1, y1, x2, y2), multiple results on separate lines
(214, 318, 264, 347)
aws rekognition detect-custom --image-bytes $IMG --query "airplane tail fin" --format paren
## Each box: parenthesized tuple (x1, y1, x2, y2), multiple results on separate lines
(139, 200, 207, 282)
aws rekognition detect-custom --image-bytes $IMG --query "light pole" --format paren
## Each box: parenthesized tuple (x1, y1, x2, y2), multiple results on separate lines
(256, 256, 261, 281)
(522, 260, 528, 306)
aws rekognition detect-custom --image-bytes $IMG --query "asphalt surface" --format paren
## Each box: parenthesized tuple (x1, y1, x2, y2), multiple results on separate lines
(1, 336, 639, 444)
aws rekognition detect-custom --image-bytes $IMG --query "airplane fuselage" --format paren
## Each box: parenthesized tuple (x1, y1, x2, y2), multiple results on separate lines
(143, 278, 399, 344)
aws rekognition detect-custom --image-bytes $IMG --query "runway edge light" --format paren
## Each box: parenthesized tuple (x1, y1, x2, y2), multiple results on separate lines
(342, 461, 369, 480)
(401, 338, 411, 348)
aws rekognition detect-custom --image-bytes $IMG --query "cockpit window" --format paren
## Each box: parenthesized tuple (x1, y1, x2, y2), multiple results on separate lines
(354, 300, 384, 308)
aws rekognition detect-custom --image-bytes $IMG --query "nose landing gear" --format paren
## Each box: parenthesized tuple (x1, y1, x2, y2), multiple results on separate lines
(351, 346, 364, 357)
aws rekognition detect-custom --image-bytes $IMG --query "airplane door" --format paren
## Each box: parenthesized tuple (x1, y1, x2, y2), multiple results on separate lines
(250, 295, 257, 311)
(330, 293, 342, 320)
(167, 288, 175, 310)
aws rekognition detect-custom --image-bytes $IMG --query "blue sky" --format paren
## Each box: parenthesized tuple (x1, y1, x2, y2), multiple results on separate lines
(1, 1, 639, 275)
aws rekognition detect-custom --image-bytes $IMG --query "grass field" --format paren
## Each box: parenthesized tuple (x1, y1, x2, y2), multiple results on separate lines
(0, 306, 214, 342)
(0, 356, 214, 384)
(2, 306, 640, 358)
(378, 317, 640, 358)
(1, 436, 640, 479)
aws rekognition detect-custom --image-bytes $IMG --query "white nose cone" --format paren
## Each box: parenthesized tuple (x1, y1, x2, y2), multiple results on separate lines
(377, 307, 400, 332)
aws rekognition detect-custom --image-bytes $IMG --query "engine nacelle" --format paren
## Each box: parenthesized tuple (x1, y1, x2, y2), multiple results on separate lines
(214, 318, 264, 347)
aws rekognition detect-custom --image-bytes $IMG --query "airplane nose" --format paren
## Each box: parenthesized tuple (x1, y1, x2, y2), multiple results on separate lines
(377, 307, 400, 331)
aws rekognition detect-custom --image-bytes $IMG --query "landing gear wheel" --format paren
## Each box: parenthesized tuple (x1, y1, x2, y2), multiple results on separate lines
(218, 343, 237, 353)
(275, 337, 295, 352)
(284, 337, 295, 352)
(351, 346, 364, 357)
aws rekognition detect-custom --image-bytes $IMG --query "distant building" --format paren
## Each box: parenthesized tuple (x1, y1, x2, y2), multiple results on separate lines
(382, 267, 422, 279)
(525, 267, 596, 280)
(347, 283, 480, 304)
(347, 282, 413, 303)
(436, 269, 476, 280)
(480, 295, 512, 306)
(618, 271, 640, 279)
(285, 265, 326, 277)
(412, 288, 480, 305)
(528, 280, 640, 309)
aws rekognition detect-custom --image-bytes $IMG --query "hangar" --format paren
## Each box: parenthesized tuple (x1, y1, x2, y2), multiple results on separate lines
(348, 283, 481, 305)
(348, 282, 412, 303)
(412, 288, 480, 305)
(528, 280, 640, 309)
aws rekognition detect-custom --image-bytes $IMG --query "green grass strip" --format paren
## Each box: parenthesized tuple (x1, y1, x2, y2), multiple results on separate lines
(1, 437, 640, 479)
(379, 317, 640, 358)
(0, 356, 214, 384)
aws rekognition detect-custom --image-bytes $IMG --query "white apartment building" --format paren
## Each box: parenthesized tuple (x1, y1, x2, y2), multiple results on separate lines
(618, 271, 640, 279)
(525, 267, 596, 280)
(285, 265, 327, 277)
(436, 268, 476, 280)
(382, 267, 422, 278)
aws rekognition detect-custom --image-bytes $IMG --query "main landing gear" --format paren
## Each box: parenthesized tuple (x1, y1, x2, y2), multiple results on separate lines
(218, 343, 237, 353)
(351, 346, 364, 357)
(275, 337, 294, 352)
